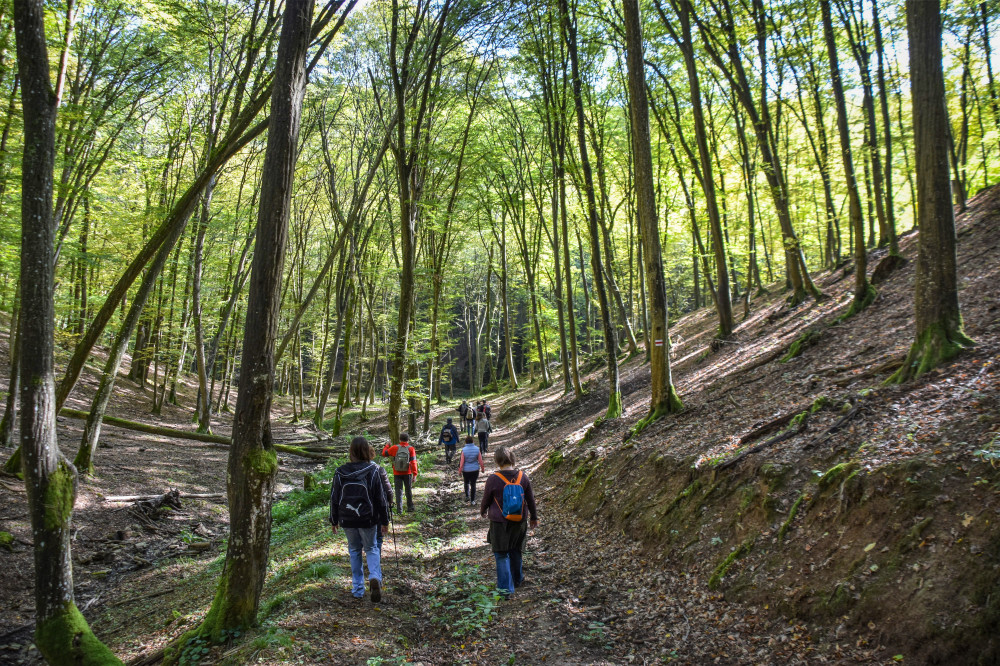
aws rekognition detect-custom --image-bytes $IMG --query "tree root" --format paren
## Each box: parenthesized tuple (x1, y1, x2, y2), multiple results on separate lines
(888, 321, 975, 384)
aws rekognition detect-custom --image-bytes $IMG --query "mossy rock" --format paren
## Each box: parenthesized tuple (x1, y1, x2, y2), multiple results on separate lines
(0, 531, 13, 552)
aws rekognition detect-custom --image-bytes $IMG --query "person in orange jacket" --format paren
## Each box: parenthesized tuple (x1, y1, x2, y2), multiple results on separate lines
(381, 433, 418, 513)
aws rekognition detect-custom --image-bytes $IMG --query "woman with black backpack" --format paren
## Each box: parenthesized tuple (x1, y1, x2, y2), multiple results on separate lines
(480, 447, 538, 598)
(330, 436, 391, 601)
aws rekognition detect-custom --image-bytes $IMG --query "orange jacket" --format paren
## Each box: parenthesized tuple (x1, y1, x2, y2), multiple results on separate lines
(381, 443, 418, 477)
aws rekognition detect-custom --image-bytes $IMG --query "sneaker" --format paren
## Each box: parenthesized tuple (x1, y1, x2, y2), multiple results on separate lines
(369, 578, 382, 603)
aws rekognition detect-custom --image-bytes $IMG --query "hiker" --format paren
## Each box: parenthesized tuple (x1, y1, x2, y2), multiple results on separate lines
(480, 446, 538, 598)
(474, 411, 492, 453)
(370, 442, 392, 552)
(381, 433, 418, 513)
(458, 435, 484, 504)
(458, 400, 470, 432)
(483, 400, 492, 420)
(330, 436, 391, 602)
(476, 400, 486, 420)
(440, 417, 460, 464)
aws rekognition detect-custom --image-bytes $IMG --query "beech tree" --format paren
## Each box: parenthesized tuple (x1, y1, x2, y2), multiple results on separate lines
(13, 0, 120, 661)
(622, 0, 682, 423)
(891, 0, 975, 383)
(175, 0, 333, 645)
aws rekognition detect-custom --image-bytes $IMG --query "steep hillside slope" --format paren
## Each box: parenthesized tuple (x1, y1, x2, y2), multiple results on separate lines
(511, 186, 1000, 663)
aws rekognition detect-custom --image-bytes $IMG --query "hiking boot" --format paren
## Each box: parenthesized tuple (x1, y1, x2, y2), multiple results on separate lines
(369, 578, 382, 603)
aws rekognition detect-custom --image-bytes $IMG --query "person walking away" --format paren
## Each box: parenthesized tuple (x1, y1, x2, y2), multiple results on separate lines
(382, 433, 418, 513)
(480, 446, 538, 598)
(483, 400, 492, 420)
(458, 436, 484, 504)
(440, 418, 460, 464)
(330, 436, 390, 601)
(458, 400, 470, 433)
(474, 412, 492, 454)
(370, 442, 392, 552)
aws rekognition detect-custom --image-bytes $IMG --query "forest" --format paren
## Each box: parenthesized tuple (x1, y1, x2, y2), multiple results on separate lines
(0, 0, 998, 663)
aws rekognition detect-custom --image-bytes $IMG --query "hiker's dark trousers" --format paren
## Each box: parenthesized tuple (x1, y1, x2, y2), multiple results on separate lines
(478, 431, 488, 453)
(393, 474, 413, 512)
(462, 470, 480, 502)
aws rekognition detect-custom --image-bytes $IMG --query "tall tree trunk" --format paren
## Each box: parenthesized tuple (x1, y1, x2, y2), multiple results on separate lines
(891, 0, 975, 383)
(558, 129, 583, 396)
(14, 0, 120, 660)
(822, 0, 874, 316)
(188, 0, 312, 641)
(74, 211, 191, 475)
(624, 0, 682, 421)
(498, 215, 518, 389)
(675, 0, 733, 337)
(0, 300, 19, 448)
(872, 1, 899, 256)
(192, 183, 213, 433)
(560, 0, 621, 418)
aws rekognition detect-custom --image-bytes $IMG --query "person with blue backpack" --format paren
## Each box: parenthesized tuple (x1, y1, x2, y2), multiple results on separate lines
(479, 446, 538, 599)
(330, 436, 391, 602)
(439, 417, 460, 464)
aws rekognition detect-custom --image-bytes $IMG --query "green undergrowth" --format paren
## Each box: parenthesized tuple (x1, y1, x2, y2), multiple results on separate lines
(428, 563, 501, 637)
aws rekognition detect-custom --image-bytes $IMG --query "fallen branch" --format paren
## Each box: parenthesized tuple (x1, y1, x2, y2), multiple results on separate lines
(59, 408, 230, 444)
(737, 404, 809, 445)
(802, 402, 865, 450)
(715, 424, 807, 471)
(59, 409, 332, 461)
(103, 491, 224, 503)
(109, 588, 177, 609)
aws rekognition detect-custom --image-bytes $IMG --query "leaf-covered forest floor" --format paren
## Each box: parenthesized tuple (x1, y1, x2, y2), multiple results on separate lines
(0, 186, 999, 664)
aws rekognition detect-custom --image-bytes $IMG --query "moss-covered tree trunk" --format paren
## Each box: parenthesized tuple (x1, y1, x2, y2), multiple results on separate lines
(183, 0, 312, 644)
(14, 0, 120, 661)
(891, 0, 974, 383)
(560, 0, 621, 419)
(623, 0, 683, 426)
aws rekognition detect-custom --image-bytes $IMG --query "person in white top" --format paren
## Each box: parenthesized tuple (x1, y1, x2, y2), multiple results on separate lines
(458, 436, 485, 504)
(474, 414, 492, 453)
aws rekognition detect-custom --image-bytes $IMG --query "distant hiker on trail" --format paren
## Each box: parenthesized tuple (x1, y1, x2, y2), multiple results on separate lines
(476, 400, 486, 420)
(480, 446, 538, 598)
(330, 436, 391, 602)
(458, 400, 471, 433)
(483, 400, 492, 420)
(381, 433, 418, 513)
(474, 412, 492, 453)
(458, 435, 484, 505)
(440, 418, 460, 464)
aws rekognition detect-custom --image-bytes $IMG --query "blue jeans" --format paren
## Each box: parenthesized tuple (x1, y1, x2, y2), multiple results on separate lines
(343, 526, 382, 597)
(493, 550, 523, 597)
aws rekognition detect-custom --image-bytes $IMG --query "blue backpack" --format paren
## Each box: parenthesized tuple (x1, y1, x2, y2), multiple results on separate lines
(495, 470, 524, 522)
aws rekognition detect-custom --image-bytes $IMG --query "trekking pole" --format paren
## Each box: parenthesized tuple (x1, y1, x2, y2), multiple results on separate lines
(389, 509, 401, 574)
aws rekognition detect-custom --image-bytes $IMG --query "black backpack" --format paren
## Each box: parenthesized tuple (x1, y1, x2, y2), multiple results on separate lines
(336, 464, 378, 523)
(442, 427, 453, 442)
